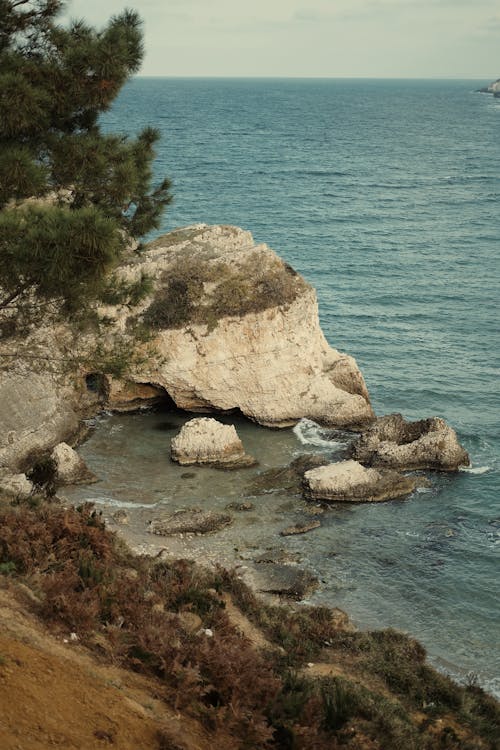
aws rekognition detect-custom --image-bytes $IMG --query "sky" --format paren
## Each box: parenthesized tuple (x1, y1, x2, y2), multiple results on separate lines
(62, 0, 499, 79)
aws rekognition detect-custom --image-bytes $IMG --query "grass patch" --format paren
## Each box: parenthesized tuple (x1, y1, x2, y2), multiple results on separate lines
(142, 250, 309, 331)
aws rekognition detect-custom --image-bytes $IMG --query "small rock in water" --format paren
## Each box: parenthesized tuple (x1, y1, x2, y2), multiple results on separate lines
(303, 460, 417, 503)
(180, 472, 196, 479)
(280, 520, 321, 536)
(171, 417, 256, 468)
(350, 413, 469, 472)
(225, 501, 254, 511)
(148, 509, 232, 536)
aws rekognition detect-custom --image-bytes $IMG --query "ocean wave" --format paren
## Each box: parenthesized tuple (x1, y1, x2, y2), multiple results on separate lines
(459, 465, 492, 475)
(79, 496, 159, 509)
(293, 418, 346, 449)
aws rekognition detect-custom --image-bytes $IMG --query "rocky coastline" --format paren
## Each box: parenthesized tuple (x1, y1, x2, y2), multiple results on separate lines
(0, 223, 471, 599)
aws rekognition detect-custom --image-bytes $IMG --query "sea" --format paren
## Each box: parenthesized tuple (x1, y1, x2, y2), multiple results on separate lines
(69, 79, 500, 696)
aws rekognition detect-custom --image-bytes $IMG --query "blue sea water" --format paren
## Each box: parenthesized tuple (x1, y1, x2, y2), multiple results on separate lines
(102, 79, 500, 694)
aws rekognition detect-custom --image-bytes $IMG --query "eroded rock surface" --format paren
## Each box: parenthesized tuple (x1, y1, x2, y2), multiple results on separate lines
(351, 414, 469, 471)
(170, 417, 256, 468)
(105, 225, 374, 428)
(303, 460, 417, 503)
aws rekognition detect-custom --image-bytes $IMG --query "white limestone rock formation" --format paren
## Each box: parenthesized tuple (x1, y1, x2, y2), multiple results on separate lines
(0, 224, 373, 473)
(351, 414, 470, 472)
(105, 225, 374, 428)
(50, 442, 97, 485)
(0, 369, 83, 472)
(303, 459, 418, 503)
(170, 417, 256, 468)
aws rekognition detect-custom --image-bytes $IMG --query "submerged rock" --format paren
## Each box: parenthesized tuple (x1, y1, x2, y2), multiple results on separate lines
(170, 417, 256, 468)
(247, 454, 329, 495)
(148, 509, 232, 536)
(303, 460, 417, 503)
(280, 520, 321, 536)
(51, 442, 97, 485)
(247, 562, 319, 600)
(351, 414, 469, 471)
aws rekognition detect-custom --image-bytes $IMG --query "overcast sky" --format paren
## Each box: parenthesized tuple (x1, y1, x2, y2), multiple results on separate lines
(63, 0, 499, 78)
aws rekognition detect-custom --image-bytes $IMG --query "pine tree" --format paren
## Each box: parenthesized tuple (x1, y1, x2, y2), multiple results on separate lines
(0, 0, 172, 316)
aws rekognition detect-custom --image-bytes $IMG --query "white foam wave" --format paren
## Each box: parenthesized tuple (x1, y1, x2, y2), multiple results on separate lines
(81, 496, 158, 509)
(293, 418, 344, 449)
(459, 465, 491, 475)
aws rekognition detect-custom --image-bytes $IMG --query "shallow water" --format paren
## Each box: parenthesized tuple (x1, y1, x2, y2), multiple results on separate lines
(65, 408, 499, 697)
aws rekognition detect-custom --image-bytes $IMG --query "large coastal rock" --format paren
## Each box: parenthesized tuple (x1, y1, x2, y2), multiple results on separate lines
(350, 414, 469, 472)
(0, 224, 373, 472)
(303, 460, 418, 503)
(170, 418, 256, 468)
(104, 225, 374, 428)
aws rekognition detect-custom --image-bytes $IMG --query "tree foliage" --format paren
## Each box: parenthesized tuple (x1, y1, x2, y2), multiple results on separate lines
(0, 0, 172, 315)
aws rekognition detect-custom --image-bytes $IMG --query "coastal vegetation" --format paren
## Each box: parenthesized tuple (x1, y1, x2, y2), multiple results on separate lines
(143, 248, 309, 331)
(0, 495, 498, 749)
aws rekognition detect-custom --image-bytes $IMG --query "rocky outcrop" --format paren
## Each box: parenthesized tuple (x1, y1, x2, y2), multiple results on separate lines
(170, 417, 256, 468)
(303, 460, 418, 503)
(477, 78, 500, 96)
(50, 442, 97, 485)
(148, 509, 232, 536)
(0, 224, 373, 473)
(0, 370, 83, 472)
(104, 225, 374, 428)
(247, 454, 329, 496)
(350, 414, 469, 471)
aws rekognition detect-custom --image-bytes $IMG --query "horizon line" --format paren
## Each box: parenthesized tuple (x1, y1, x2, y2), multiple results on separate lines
(134, 74, 493, 81)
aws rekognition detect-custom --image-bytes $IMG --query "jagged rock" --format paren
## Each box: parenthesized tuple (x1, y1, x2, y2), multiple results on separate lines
(280, 520, 321, 536)
(247, 454, 329, 495)
(105, 225, 374, 428)
(0, 472, 33, 500)
(170, 417, 256, 468)
(148, 509, 232, 536)
(350, 414, 469, 471)
(303, 460, 418, 503)
(50, 442, 97, 485)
